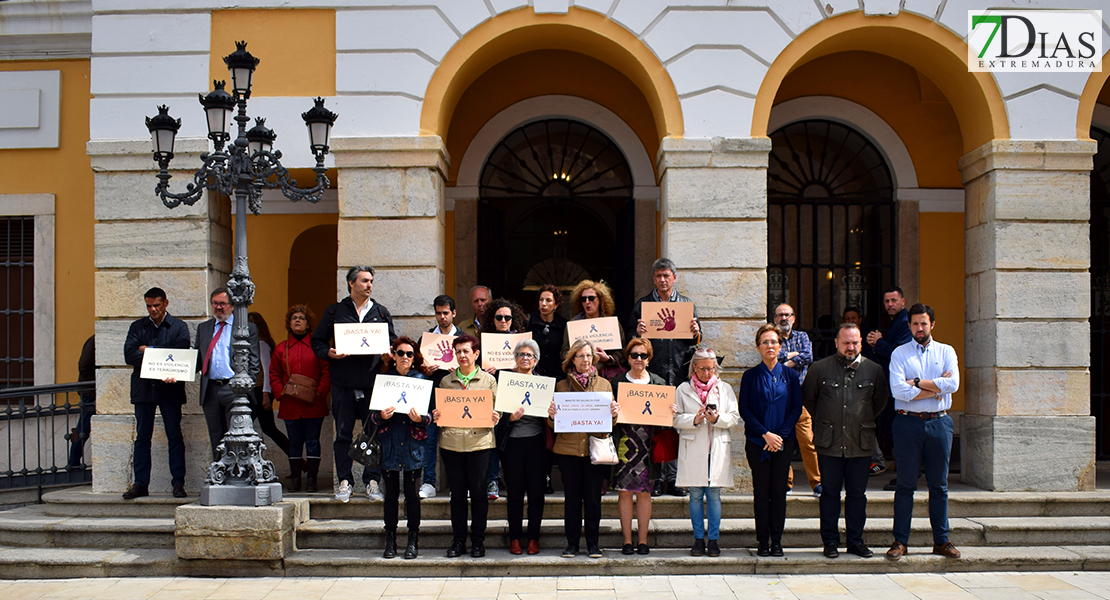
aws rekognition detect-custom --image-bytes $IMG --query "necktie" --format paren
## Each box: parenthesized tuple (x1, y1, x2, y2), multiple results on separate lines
(202, 321, 227, 376)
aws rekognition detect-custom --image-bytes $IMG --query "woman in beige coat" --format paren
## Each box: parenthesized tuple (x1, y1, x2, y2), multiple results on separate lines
(674, 347, 740, 557)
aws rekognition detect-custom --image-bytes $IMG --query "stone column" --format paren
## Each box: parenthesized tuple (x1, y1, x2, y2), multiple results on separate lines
(330, 136, 448, 344)
(88, 138, 231, 494)
(959, 140, 1097, 491)
(656, 136, 772, 492)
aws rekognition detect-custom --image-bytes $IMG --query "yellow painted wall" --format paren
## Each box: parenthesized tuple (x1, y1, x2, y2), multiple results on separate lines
(236, 212, 339, 345)
(775, 51, 964, 189)
(919, 211, 965, 412)
(210, 9, 336, 97)
(0, 60, 92, 384)
(445, 49, 659, 186)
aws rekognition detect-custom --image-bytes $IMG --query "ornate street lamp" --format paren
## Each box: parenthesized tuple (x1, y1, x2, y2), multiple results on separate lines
(145, 41, 338, 506)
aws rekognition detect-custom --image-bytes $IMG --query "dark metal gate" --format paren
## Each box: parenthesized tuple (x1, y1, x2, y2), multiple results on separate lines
(1090, 127, 1110, 458)
(1, 216, 34, 390)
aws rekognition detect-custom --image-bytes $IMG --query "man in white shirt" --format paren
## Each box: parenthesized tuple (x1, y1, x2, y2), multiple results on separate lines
(885, 303, 961, 561)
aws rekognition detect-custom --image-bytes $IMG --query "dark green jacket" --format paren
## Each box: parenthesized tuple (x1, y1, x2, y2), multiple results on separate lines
(801, 354, 888, 458)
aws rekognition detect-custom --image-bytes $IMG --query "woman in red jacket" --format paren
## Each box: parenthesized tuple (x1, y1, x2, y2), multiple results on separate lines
(270, 304, 331, 492)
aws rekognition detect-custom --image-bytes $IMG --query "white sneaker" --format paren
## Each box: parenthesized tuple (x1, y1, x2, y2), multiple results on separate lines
(419, 483, 436, 499)
(367, 480, 384, 502)
(336, 480, 352, 503)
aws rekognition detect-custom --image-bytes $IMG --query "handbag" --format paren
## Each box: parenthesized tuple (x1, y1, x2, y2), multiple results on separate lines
(651, 427, 679, 464)
(280, 342, 317, 405)
(349, 422, 382, 469)
(589, 434, 619, 465)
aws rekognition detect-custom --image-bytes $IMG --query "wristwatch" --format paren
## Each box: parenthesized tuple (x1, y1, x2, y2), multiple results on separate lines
(913, 377, 921, 388)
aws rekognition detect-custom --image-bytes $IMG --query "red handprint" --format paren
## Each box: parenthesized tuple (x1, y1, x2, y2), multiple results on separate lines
(437, 340, 455, 363)
(656, 307, 677, 332)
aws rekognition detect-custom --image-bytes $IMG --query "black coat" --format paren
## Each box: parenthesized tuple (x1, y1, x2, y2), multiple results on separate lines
(311, 296, 398, 389)
(627, 291, 699, 386)
(801, 354, 889, 459)
(123, 314, 190, 405)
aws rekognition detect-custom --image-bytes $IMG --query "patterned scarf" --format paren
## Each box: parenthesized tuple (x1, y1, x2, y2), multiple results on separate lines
(570, 367, 595, 390)
(691, 374, 718, 405)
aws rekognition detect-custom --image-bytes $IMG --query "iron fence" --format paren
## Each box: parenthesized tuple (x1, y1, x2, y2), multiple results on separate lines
(0, 382, 95, 490)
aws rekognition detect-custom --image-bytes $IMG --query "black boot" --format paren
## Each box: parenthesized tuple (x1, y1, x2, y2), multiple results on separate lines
(383, 529, 397, 559)
(404, 531, 419, 559)
(305, 458, 320, 492)
(288, 458, 302, 492)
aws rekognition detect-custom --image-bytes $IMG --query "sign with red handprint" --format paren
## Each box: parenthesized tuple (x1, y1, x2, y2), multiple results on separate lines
(641, 302, 695, 340)
(420, 332, 459, 370)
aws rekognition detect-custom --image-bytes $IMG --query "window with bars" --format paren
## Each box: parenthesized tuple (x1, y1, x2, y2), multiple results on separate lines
(0, 217, 34, 390)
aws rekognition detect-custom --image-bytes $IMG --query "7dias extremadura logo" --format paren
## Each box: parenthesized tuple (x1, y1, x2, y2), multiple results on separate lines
(968, 10, 1102, 72)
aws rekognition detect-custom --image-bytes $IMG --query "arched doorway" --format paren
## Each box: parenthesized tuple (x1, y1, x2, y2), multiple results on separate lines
(287, 224, 339, 324)
(1090, 126, 1110, 458)
(477, 118, 636, 313)
(767, 119, 896, 356)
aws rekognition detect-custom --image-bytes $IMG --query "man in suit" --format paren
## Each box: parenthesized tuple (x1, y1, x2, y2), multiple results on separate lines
(122, 287, 191, 499)
(195, 287, 261, 460)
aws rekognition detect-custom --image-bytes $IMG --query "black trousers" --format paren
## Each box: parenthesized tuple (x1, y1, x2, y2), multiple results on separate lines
(251, 388, 289, 456)
(817, 454, 870, 547)
(133, 401, 185, 487)
(746, 439, 794, 545)
(440, 448, 491, 543)
(502, 434, 546, 541)
(383, 468, 421, 533)
(556, 453, 604, 547)
(331, 384, 380, 484)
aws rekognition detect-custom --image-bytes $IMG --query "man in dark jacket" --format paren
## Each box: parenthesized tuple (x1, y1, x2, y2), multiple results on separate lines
(627, 257, 700, 497)
(122, 287, 191, 500)
(311, 265, 398, 503)
(802, 322, 888, 559)
(867, 286, 912, 478)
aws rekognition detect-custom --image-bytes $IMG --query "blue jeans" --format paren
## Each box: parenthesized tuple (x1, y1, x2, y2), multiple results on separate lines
(891, 412, 953, 545)
(284, 417, 324, 459)
(688, 486, 722, 541)
(422, 422, 439, 485)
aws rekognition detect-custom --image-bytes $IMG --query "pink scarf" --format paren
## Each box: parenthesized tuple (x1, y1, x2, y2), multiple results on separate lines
(691, 375, 718, 405)
(570, 367, 595, 390)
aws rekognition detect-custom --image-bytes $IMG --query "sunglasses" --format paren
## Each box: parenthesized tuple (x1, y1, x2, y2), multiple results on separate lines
(629, 352, 650, 360)
(493, 314, 513, 321)
(393, 350, 415, 358)
(581, 295, 598, 303)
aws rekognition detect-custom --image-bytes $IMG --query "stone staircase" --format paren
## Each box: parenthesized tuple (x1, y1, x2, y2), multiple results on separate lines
(0, 480, 1109, 577)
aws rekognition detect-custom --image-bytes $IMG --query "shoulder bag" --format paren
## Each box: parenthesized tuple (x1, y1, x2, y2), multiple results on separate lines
(589, 434, 619, 465)
(281, 342, 318, 405)
(349, 422, 382, 469)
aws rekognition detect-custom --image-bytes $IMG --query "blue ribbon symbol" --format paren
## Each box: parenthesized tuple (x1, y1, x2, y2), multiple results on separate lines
(522, 392, 531, 405)
(360, 337, 369, 347)
(166, 354, 174, 362)
(462, 406, 473, 419)
(399, 392, 407, 404)
(503, 341, 511, 350)
(642, 401, 652, 415)
(590, 324, 598, 333)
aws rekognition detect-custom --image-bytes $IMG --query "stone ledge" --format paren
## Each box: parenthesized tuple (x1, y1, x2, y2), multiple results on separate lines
(175, 502, 296, 560)
(657, 136, 771, 171)
(959, 139, 1096, 183)
(331, 135, 448, 173)
(88, 138, 210, 173)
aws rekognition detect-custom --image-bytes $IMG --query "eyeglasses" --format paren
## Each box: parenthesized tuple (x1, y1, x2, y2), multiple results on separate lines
(574, 353, 593, 360)
(695, 366, 715, 373)
(758, 340, 781, 347)
(212, 301, 229, 308)
(515, 352, 535, 360)
(493, 314, 513, 321)
(581, 295, 597, 303)
(393, 350, 415, 358)
(775, 313, 794, 318)
(629, 352, 650, 360)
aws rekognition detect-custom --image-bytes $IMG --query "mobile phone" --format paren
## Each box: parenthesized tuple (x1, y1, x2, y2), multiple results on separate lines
(706, 403, 716, 411)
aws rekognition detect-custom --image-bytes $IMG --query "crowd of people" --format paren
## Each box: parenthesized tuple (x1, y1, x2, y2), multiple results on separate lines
(121, 258, 960, 562)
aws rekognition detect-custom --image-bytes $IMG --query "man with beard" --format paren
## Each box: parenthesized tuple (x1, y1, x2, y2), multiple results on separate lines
(867, 287, 911, 478)
(774, 303, 821, 497)
(802, 323, 888, 559)
(885, 303, 960, 561)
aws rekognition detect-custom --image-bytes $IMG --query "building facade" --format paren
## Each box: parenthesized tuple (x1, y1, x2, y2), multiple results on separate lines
(1, 0, 1107, 493)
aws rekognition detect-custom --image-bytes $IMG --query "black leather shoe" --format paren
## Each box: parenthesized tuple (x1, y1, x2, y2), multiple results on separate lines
(823, 544, 839, 558)
(757, 542, 771, 557)
(622, 543, 634, 555)
(667, 483, 687, 497)
(770, 542, 784, 557)
(651, 480, 664, 497)
(636, 543, 649, 555)
(383, 530, 397, 559)
(172, 482, 187, 498)
(122, 484, 148, 500)
(587, 545, 602, 558)
(707, 539, 720, 557)
(404, 532, 418, 559)
(471, 541, 486, 558)
(883, 477, 897, 491)
(446, 538, 466, 558)
(561, 545, 579, 558)
(846, 544, 873, 558)
(691, 539, 705, 556)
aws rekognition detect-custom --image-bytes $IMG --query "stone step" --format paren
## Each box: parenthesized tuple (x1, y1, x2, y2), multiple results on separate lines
(0, 505, 174, 549)
(294, 515, 1110, 550)
(0, 544, 1108, 578)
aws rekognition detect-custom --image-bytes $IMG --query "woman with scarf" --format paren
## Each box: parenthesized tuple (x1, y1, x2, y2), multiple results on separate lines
(562, 280, 625, 379)
(738, 323, 803, 557)
(369, 336, 430, 560)
(433, 334, 501, 558)
(548, 339, 620, 559)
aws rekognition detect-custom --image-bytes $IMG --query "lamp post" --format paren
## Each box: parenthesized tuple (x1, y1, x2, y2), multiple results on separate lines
(145, 41, 338, 506)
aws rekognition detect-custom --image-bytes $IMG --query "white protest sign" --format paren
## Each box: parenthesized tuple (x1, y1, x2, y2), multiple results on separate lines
(554, 391, 613, 433)
(334, 323, 390, 355)
(495, 371, 555, 418)
(140, 348, 198, 382)
(369, 374, 434, 415)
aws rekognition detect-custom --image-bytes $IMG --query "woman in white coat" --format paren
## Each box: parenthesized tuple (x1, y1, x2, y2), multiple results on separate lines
(674, 347, 739, 557)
